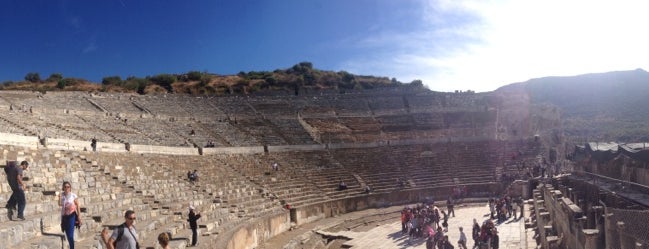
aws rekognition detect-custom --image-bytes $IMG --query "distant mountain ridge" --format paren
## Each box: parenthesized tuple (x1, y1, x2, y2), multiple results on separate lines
(497, 68, 649, 141)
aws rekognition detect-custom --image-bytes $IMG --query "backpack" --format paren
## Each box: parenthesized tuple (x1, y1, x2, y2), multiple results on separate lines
(4, 161, 16, 174)
(113, 224, 125, 248)
(113, 223, 139, 249)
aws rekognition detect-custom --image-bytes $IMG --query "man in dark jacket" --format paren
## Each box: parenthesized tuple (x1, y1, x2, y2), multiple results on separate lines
(188, 206, 202, 247)
(472, 219, 480, 249)
(6, 161, 28, 220)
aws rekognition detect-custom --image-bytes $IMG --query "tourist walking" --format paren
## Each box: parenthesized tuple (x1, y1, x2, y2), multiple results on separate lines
(472, 219, 480, 249)
(5, 161, 28, 220)
(458, 226, 468, 249)
(59, 181, 81, 249)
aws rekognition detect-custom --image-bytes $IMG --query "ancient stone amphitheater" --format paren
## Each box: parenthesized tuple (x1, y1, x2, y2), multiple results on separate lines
(0, 88, 645, 249)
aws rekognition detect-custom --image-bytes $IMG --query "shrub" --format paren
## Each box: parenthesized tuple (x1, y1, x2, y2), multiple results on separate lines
(149, 74, 176, 92)
(265, 76, 277, 86)
(102, 76, 123, 85)
(57, 79, 66, 89)
(198, 74, 212, 87)
(60, 78, 83, 86)
(25, 72, 41, 83)
(291, 62, 313, 73)
(47, 73, 63, 82)
(410, 79, 423, 87)
(187, 71, 202, 81)
(123, 77, 149, 93)
(339, 71, 354, 83)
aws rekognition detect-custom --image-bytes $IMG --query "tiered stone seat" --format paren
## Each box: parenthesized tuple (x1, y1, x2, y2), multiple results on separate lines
(283, 151, 363, 200)
(247, 97, 298, 117)
(234, 119, 287, 145)
(367, 96, 407, 115)
(328, 96, 371, 116)
(216, 153, 331, 208)
(195, 121, 258, 146)
(0, 146, 149, 248)
(182, 96, 228, 119)
(133, 155, 282, 242)
(40, 92, 101, 112)
(331, 147, 410, 193)
(36, 113, 90, 140)
(0, 111, 35, 136)
(298, 97, 336, 117)
(73, 114, 145, 144)
(0, 89, 542, 248)
(376, 114, 414, 132)
(217, 97, 257, 118)
(134, 95, 193, 118)
(406, 94, 445, 112)
(411, 112, 445, 129)
(127, 118, 192, 146)
(90, 94, 145, 114)
(268, 118, 316, 144)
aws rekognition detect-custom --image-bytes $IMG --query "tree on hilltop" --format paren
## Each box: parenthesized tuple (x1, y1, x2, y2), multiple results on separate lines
(186, 71, 203, 81)
(102, 76, 123, 86)
(24, 72, 41, 83)
(148, 74, 176, 92)
(47, 73, 63, 82)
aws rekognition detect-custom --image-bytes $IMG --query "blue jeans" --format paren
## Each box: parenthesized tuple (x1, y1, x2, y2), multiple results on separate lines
(62, 214, 76, 249)
(7, 189, 26, 218)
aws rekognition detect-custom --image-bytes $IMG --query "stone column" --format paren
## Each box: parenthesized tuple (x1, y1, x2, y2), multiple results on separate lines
(522, 180, 531, 199)
(618, 221, 636, 249)
(591, 206, 603, 229)
(583, 229, 600, 249)
(604, 213, 617, 249)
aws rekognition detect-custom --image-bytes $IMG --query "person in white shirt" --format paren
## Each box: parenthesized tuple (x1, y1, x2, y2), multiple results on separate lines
(59, 181, 81, 249)
(458, 226, 468, 249)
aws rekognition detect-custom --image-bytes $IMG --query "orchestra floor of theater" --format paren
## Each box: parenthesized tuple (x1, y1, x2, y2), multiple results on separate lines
(260, 201, 535, 249)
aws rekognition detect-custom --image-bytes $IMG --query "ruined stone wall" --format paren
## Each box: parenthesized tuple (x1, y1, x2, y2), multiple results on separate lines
(532, 183, 605, 249)
(0, 132, 38, 148)
(576, 153, 649, 187)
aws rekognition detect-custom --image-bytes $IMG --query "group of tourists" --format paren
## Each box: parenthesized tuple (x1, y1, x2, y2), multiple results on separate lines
(398, 192, 520, 249)
(400, 200, 457, 249)
(472, 218, 499, 249)
(488, 195, 523, 223)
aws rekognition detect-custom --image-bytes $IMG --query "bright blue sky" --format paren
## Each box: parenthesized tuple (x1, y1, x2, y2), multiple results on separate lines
(2, 1, 648, 92)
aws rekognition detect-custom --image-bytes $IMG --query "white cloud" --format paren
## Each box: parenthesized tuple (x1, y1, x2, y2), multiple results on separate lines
(342, 0, 649, 92)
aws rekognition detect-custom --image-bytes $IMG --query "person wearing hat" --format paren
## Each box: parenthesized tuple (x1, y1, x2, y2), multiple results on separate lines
(188, 206, 201, 247)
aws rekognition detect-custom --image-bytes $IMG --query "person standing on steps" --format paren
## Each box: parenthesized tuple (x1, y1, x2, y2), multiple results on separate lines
(5, 161, 28, 220)
(91, 137, 97, 152)
(188, 206, 202, 247)
(60, 181, 81, 249)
